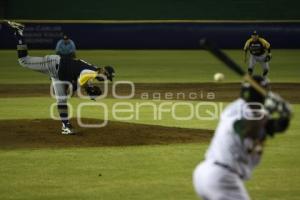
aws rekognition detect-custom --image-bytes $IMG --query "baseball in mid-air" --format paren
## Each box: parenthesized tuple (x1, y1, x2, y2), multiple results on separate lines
(214, 73, 225, 82)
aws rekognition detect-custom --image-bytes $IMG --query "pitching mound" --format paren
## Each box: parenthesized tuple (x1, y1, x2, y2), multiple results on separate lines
(0, 119, 212, 149)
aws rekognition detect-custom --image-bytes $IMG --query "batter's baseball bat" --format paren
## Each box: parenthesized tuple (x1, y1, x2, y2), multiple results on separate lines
(199, 38, 267, 96)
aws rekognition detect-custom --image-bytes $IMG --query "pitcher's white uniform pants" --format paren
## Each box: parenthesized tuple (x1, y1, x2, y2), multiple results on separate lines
(193, 160, 250, 200)
(18, 55, 68, 104)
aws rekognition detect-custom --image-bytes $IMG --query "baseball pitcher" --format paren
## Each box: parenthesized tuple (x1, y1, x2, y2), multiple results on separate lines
(193, 76, 291, 200)
(244, 31, 272, 77)
(6, 21, 115, 135)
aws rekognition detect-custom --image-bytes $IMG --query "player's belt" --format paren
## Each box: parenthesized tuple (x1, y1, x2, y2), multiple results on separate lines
(250, 51, 265, 56)
(214, 161, 244, 179)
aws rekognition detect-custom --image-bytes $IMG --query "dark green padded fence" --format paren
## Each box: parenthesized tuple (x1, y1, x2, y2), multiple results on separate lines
(2, 0, 300, 20)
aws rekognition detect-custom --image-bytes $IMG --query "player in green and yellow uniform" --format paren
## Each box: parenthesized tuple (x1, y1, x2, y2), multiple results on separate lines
(244, 31, 272, 77)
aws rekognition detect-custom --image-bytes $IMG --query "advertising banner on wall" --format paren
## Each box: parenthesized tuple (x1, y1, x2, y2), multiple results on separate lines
(1, 21, 300, 49)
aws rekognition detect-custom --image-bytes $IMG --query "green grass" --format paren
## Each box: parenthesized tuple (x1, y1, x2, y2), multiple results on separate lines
(0, 126, 299, 200)
(0, 49, 300, 200)
(0, 97, 221, 130)
(0, 145, 205, 200)
(0, 50, 300, 83)
(0, 97, 299, 199)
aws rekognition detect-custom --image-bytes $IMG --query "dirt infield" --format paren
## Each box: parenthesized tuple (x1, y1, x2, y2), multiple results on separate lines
(0, 119, 212, 149)
(0, 82, 297, 149)
(0, 82, 299, 103)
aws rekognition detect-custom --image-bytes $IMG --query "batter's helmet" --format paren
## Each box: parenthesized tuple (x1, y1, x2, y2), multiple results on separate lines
(240, 75, 269, 103)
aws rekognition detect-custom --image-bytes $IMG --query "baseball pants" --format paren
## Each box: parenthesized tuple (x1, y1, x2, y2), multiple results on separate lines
(18, 55, 68, 104)
(193, 160, 250, 200)
(248, 54, 269, 73)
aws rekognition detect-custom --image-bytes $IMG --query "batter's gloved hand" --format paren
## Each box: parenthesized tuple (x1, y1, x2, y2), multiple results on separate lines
(264, 53, 272, 62)
(85, 85, 102, 100)
(264, 92, 292, 118)
(264, 92, 292, 137)
(265, 117, 290, 137)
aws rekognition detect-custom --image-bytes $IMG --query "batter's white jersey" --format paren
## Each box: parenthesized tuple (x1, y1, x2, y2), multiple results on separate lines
(193, 98, 265, 200)
(205, 98, 263, 179)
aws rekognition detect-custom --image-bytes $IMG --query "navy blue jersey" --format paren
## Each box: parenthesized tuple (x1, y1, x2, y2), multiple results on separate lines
(58, 57, 97, 90)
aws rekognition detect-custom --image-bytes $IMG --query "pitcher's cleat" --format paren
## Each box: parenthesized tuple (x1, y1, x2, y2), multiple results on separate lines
(5, 20, 25, 36)
(61, 123, 76, 135)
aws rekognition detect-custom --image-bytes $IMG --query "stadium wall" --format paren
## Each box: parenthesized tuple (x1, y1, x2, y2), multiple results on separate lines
(2, 0, 300, 20)
(1, 21, 300, 49)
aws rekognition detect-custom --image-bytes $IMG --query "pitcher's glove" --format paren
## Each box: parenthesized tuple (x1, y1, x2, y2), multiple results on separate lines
(85, 85, 102, 100)
(104, 65, 115, 81)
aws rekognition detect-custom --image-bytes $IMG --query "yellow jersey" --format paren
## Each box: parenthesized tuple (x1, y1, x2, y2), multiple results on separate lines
(243, 37, 270, 56)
